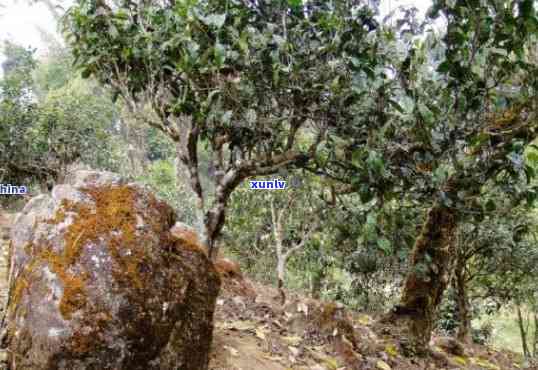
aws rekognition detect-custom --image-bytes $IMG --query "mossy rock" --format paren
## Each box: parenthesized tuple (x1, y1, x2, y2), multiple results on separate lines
(6, 170, 220, 370)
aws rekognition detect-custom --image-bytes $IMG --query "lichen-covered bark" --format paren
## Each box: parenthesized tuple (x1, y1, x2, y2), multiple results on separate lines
(396, 202, 457, 354)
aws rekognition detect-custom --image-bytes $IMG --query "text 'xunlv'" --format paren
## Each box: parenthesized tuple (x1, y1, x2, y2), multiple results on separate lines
(249, 180, 286, 190)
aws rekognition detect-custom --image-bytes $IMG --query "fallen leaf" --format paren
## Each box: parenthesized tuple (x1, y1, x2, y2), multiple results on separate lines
(297, 302, 309, 315)
(385, 343, 398, 357)
(452, 355, 467, 365)
(255, 326, 267, 340)
(323, 356, 339, 370)
(263, 354, 283, 362)
(357, 314, 372, 325)
(224, 345, 239, 357)
(289, 346, 300, 357)
(220, 320, 256, 331)
(376, 360, 391, 370)
(282, 335, 302, 346)
(232, 296, 245, 307)
(284, 311, 293, 320)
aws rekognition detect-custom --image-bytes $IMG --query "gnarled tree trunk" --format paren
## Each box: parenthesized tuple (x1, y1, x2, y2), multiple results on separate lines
(394, 202, 457, 354)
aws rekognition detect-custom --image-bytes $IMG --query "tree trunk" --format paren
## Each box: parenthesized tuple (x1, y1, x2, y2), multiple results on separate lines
(271, 199, 287, 305)
(276, 256, 286, 305)
(532, 309, 538, 357)
(532, 308, 538, 357)
(454, 256, 471, 343)
(311, 266, 326, 300)
(516, 303, 530, 358)
(395, 202, 457, 354)
(204, 201, 226, 261)
(275, 226, 287, 305)
(120, 115, 148, 177)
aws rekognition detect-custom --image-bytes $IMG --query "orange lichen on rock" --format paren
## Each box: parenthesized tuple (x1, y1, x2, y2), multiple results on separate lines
(173, 237, 208, 257)
(58, 272, 87, 320)
(170, 223, 208, 257)
(39, 248, 88, 320)
(54, 186, 149, 292)
(214, 257, 256, 298)
(46, 205, 67, 225)
(214, 258, 242, 279)
(9, 255, 43, 312)
(32, 184, 168, 319)
(11, 275, 29, 310)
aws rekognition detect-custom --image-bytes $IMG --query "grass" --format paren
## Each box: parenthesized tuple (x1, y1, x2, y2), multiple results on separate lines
(475, 307, 536, 355)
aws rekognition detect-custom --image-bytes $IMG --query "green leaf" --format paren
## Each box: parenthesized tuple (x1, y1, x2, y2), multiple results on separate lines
(527, 151, 538, 166)
(433, 167, 448, 184)
(519, 0, 534, 20)
(485, 199, 496, 212)
(245, 109, 257, 124)
(366, 213, 377, 226)
(418, 102, 434, 125)
(81, 68, 92, 78)
(273, 34, 286, 46)
(364, 66, 375, 79)
(360, 186, 374, 203)
(474, 209, 485, 222)
(350, 57, 361, 68)
(214, 42, 226, 66)
(377, 237, 392, 254)
(437, 61, 450, 73)
(288, 0, 302, 8)
(222, 110, 232, 125)
(351, 149, 363, 167)
(367, 150, 384, 173)
(202, 13, 226, 28)
(109, 24, 119, 38)
(388, 99, 404, 114)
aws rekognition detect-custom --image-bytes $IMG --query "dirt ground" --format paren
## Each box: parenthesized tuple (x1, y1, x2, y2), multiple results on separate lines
(0, 211, 13, 366)
(208, 279, 529, 370)
(0, 210, 533, 370)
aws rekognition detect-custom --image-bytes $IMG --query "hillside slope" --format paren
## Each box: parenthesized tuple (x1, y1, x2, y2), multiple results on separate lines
(210, 277, 527, 370)
(0, 211, 530, 370)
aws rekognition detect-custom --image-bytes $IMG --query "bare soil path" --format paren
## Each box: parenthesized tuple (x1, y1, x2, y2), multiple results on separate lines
(0, 211, 14, 367)
(0, 211, 12, 310)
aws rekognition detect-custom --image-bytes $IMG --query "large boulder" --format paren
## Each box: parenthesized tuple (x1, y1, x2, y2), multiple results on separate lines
(170, 223, 256, 298)
(5, 170, 221, 370)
